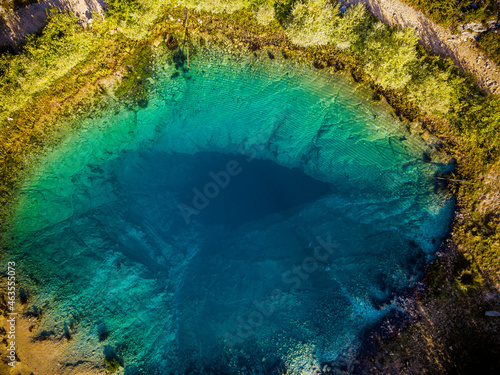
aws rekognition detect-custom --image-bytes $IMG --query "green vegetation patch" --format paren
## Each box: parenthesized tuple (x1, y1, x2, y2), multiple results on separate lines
(105, 357, 121, 374)
(177, 0, 251, 13)
(113, 43, 151, 101)
(477, 30, 500, 66)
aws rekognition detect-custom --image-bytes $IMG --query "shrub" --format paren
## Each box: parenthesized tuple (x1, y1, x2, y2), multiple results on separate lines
(255, 2, 275, 25)
(403, 0, 500, 64)
(282, 3, 455, 108)
(286, 0, 340, 47)
(357, 24, 419, 89)
(106, 0, 141, 23)
(330, 4, 372, 50)
(405, 65, 454, 114)
(0, 0, 38, 11)
(273, 0, 299, 24)
(457, 96, 500, 160)
(105, 357, 121, 374)
(106, 0, 164, 39)
(405, 0, 499, 28)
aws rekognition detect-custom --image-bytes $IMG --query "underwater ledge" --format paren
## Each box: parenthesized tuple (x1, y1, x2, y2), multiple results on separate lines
(0, 40, 458, 374)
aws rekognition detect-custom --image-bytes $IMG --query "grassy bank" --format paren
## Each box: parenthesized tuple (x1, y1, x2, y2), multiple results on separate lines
(0, 14, 153, 234)
(0, 0, 499, 373)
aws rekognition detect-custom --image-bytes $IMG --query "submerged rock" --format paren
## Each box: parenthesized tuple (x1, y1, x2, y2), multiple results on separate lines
(166, 35, 179, 50)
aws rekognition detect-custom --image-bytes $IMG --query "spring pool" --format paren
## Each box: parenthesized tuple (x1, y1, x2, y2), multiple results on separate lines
(10, 49, 454, 374)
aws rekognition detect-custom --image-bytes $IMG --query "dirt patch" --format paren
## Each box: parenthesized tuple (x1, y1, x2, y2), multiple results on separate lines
(479, 171, 500, 215)
(0, 280, 107, 375)
(342, 0, 500, 95)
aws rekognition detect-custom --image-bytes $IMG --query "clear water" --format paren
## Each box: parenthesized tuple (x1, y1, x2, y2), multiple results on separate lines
(11, 50, 454, 374)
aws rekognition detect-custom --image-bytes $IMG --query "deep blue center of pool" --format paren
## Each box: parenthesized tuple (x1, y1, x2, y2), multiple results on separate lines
(159, 152, 332, 227)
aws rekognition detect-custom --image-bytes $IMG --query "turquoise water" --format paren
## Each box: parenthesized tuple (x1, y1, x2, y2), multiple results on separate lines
(11, 49, 454, 373)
